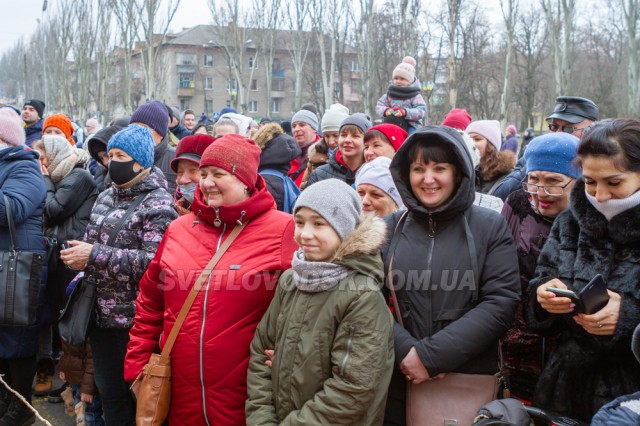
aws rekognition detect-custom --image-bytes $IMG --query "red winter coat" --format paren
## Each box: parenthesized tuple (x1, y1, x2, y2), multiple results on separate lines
(124, 176, 297, 426)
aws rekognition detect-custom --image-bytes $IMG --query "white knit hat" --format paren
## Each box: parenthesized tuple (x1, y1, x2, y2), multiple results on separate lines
(355, 157, 403, 208)
(321, 103, 350, 133)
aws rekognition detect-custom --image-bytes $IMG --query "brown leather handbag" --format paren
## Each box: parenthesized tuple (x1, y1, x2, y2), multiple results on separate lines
(386, 212, 503, 426)
(132, 222, 246, 426)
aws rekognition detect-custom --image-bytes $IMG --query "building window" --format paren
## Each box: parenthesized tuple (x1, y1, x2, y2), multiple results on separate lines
(226, 100, 232, 107)
(204, 77, 214, 90)
(272, 78, 284, 92)
(176, 53, 197, 65)
(248, 101, 258, 113)
(272, 58, 281, 72)
(248, 57, 258, 69)
(226, 79, 237, 93)
(179, 98, 190, 111)
(314, 81, 322, 92)
(204, 54, 213, 67)
(350, 61, 360, 72)
(334, 82, 341, 94)
(205, 100, 213, 113)
(179, 73, 195, 88)
(271, 99, 280, 114)
(251, 79, 258, 91)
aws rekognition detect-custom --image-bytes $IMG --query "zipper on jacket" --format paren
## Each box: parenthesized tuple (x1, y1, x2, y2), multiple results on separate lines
(199, 222, 226, 425)
(427, 213, 436, 238)
(340, 325, 356, 376)
(213, 207, 222, 227)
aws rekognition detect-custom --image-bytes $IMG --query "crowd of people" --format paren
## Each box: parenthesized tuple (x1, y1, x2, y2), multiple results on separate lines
(0, 54, 640, 426)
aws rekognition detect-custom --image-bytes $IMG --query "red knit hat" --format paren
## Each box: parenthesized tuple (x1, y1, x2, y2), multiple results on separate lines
(442, 108, 472, 131)
(43, 113, 75, 146)
(199, 134, 261, 191)
(171, 134, 216, 172)
(367, 123, 408, 152)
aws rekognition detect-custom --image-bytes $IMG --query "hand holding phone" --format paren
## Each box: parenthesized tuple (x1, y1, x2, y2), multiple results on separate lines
(60, 242, 71, 251)
(546, 287, 578, 301)
(547, 275, 609, 315)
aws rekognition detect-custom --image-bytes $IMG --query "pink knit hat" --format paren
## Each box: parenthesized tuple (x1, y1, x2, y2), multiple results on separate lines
(506, 124, 517, 135)
(0, 108, 26, 146)
(466, 120, 502, 151)
(393, 57, 416, 82)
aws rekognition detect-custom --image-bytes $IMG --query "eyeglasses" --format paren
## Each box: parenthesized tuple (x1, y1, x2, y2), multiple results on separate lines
(548, 124, 588, 134)
(522, 179, 574, 197)
(309, 161, 327, 170)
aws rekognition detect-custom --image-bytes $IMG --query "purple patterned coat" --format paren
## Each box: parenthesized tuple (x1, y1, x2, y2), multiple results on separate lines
(82, 168, 178, 329)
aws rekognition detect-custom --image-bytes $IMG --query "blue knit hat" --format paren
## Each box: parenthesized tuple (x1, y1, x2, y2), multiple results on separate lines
(107, 124, 155, 169)
(524, 132, 580, 179)
(130, 100, 169, 137)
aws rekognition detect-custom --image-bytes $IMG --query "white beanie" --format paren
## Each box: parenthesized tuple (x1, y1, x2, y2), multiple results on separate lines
(393, 57, 416, 82)
(355, 157, 403, 208)
(321, 103, 350, 133)
(466, 120, 502, 152)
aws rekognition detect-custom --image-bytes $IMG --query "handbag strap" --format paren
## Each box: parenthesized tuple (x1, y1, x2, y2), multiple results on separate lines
(158, 221, 247, 363)
(106, 192, 148, 246)
(3, 195, 17, 252)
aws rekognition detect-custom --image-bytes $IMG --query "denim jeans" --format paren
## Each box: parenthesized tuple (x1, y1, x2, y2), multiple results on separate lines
(72, 384, 105, 426)
(90, 327, 135, 426)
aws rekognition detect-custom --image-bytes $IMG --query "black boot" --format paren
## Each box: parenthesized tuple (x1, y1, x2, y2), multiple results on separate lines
(47, 381, 69, 403)
(0, 396, 35, 426)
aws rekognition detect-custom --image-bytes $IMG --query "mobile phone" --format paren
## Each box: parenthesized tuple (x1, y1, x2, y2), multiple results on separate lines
(60, 242, 71, 251)
(546, 287, 578, 300)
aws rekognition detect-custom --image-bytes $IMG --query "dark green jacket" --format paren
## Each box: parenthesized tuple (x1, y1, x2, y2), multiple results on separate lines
(246, 215, 394, 425)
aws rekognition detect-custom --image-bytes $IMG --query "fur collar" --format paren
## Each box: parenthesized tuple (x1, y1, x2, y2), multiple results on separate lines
(253, 122, 284, 149)
(333, 213, 387, 262)
(570, 179, 640, 244)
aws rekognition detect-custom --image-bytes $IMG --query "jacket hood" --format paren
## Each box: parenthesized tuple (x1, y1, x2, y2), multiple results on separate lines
(191, 174, 277, 227)
(390, 125, 475, 220)
(258, 126, 302, 173)
(332, 213, 386, 282)
(88, 125, 125, 163)
(0, 146, 40, 162)
(112, 166, 168, 198)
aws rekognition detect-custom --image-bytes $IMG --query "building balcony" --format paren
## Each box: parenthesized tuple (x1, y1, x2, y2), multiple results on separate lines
(177, 88, 195, 97)
(271, 90, 286, 98)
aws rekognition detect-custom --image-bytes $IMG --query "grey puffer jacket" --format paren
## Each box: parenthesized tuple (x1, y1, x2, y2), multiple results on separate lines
(382, 126, 520, 424)
(83, 168, 178, 329)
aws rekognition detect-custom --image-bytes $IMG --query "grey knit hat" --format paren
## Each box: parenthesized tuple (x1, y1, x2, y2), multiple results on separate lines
(291, 109, 319, 131)
(340, 113, 372, 133)
(295, 179, 362, 240)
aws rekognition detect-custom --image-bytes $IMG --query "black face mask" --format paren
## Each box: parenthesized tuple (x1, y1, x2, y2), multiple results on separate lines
(108, 159, 142, 186)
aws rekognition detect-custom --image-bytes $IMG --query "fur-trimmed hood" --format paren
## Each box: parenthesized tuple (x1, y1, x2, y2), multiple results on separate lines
(332, 213, 387, 280)
(257, 122, 301, 173)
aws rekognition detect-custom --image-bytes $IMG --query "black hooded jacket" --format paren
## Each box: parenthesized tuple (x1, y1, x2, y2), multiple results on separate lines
(382, 125, 520, 424)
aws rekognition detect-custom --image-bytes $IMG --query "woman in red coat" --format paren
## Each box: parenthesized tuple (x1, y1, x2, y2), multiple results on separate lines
(125, 134, 298, 425)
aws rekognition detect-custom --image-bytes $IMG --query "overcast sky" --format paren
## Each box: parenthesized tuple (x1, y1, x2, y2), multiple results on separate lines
(0, 0, 212, 55)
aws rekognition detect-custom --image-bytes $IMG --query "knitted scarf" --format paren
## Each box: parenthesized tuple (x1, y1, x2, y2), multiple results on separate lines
(387, 84, 421, 100)
(291, 249, 352, 293)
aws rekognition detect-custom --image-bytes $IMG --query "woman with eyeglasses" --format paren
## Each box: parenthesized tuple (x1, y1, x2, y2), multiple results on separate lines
(299, 139, 329, 190)
(500, 132, 580, 404)
(526, 118, 640, 421)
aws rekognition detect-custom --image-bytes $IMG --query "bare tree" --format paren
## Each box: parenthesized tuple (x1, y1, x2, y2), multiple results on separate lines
(208, 0, 259, 113)
(513, 3, 548, 128)
(541, 0, 575, 96)
(112, 0, 141, 114)
(499, 0, 519, 129)
(620, 0, 640, 115)
(352, 0, 376, 115)
(282, 0, 313, 111)
(445, 0, 463, 109)
(252, 0, 282, 118)
(309, 0, 350, 111)
(137, 0, 182, 100)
